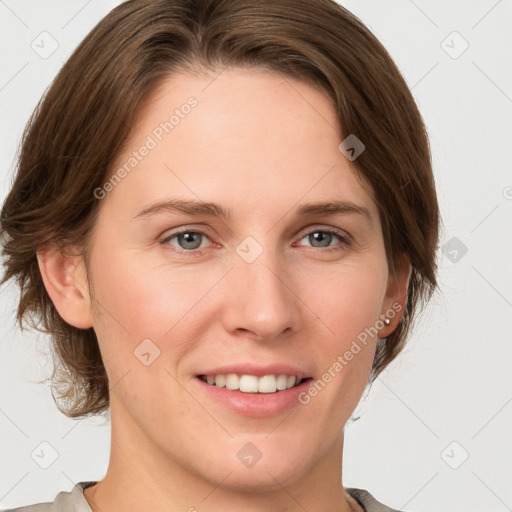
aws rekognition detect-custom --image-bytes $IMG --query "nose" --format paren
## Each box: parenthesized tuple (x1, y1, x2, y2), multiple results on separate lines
(221, 249, 302, 341)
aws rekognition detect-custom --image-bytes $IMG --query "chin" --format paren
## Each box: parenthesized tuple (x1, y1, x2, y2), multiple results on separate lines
(211, 462, 309, 493)
(197, 437, 315, 492)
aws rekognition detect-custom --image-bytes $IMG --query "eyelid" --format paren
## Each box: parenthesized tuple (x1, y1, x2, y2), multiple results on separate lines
(160, 225, 214, 245)
(160, 224, 352, 254)
(296, 224, 352, 242)
(161, 223, 351, 239)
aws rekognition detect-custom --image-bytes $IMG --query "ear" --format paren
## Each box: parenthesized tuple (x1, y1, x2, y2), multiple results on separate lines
(36, 244, 94, 329)
(378, 253, 411, 338)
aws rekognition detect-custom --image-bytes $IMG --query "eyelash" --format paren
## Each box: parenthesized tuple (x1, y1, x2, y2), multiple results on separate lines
(160, 226, 351, 257)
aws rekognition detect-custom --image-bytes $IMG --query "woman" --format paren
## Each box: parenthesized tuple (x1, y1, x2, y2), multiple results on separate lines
(0, 1, 439, 511)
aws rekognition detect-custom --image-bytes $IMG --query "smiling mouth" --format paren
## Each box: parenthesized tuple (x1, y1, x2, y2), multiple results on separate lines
(197, 374, 312, 394)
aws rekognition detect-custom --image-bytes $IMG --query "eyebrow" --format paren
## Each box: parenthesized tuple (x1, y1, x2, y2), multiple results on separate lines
(134, 198, 372, 224)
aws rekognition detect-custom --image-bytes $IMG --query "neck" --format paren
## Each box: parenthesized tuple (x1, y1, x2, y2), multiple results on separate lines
(83, 398, 362, 512)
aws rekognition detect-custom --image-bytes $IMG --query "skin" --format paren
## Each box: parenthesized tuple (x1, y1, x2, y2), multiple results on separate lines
(37, 68, 409, 512)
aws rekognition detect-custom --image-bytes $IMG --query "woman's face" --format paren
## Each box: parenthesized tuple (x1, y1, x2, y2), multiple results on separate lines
(81, 69, 405, 491)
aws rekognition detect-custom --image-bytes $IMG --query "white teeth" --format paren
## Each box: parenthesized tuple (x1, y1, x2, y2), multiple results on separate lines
(276, 375, 288, 390)
(225, 373, 239, 390)
(200, 373, 305, 393)
(215, 374, 226, 388)
(258, 375, 277, 393)
(239, 375, 259, 392)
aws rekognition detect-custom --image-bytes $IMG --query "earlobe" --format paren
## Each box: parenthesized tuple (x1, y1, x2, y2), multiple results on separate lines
(36, 244, 94, 329)
(378, 254, 411, 338)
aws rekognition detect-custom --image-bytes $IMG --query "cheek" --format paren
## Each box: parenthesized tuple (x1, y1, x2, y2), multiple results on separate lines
(90, 241, 389, 353)
(301, 261, 387, 399)
(305, 260, 388, 339)
(89, 245, 205, 339)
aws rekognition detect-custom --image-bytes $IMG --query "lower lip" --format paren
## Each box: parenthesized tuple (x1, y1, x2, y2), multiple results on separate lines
(194, 377, 313, 417)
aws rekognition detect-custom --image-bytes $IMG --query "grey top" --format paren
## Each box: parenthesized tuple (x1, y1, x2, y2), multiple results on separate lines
(2, 481, 406, 512)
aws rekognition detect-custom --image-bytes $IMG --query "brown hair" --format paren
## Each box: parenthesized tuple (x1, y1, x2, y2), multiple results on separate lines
(0, 0, 439, 419)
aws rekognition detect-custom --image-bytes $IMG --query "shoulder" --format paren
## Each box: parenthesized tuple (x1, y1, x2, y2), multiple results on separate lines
(346, 487, 408, 512)
(1, 481, 96, 512)
(1, 505, 53, 512)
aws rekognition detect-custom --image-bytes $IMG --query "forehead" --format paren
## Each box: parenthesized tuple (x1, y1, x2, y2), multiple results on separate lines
(107, 68, 376, 218)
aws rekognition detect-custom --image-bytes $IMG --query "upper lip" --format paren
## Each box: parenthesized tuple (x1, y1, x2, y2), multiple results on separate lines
(196, 364, 312, 381)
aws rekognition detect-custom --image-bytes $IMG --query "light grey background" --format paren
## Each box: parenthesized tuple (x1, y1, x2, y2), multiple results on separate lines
(0, 1, 511, 511)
